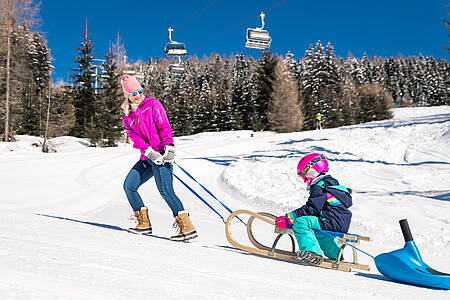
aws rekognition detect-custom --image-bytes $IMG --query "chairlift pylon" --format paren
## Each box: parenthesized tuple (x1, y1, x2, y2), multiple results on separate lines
(245, 12, 271, 50)
(165, 27, 187, 57)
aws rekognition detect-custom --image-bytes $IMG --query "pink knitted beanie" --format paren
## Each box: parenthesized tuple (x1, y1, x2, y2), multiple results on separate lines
(120, 75, 142, 98)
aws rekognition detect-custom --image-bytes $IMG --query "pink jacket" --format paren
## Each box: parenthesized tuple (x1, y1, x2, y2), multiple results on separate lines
(122, 95, 174, 160)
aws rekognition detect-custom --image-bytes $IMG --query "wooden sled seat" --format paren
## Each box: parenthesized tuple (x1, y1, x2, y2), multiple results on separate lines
(274, 226, 372, 271)
(275, 226, 371, 244)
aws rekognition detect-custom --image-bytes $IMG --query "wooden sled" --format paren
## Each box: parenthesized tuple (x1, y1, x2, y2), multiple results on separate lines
(225, 209, 371, 272)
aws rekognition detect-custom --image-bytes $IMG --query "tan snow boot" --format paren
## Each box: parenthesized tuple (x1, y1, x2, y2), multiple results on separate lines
(170, 211, 198, 241)
(128, 207, 152, 234)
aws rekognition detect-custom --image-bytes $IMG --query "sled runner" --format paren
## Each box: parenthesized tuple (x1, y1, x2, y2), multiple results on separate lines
(225, 210, 371, 272)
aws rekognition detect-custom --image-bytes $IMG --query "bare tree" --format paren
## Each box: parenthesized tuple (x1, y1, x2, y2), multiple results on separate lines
(0, 0, 41, 141)
(2, 0, 12, 141)
(42, 74, 51, 152)
(268, 56, 304, 133)
(112, 31, 127, 68)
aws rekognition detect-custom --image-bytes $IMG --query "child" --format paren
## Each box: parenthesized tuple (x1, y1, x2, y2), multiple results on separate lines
(275, 153, 352, 265)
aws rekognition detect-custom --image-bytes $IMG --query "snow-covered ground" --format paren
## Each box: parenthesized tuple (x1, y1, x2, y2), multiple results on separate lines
(0, 106, 449, 299)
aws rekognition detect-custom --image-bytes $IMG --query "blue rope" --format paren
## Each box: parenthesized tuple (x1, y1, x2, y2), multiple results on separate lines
(280, 216, 375, 259)
(165, 165, 226, 223)
(175, 162, 246, 225)
(314, 228, 375, 259)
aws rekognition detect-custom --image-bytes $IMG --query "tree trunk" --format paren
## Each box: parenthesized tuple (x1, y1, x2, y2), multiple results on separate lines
(4, 12, 11, 142)
(42, 82, 51, 152)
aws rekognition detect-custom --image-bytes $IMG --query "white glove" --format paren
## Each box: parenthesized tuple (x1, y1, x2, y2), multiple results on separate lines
(144, 147, 164, 165)
(162, 145, 175, 164)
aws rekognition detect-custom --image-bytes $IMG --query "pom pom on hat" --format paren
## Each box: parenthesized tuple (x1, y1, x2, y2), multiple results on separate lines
(120, 75, 142, 98)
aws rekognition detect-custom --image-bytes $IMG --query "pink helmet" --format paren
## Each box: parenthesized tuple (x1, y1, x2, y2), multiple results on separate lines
(297, 153, 329, 183)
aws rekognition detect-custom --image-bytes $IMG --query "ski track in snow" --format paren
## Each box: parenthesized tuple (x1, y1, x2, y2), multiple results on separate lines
(0, 106, 449, 299)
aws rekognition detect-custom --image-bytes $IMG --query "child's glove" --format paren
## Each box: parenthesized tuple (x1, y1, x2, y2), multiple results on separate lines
(275, 212, 296, 228)
(275, 216, 288, 228)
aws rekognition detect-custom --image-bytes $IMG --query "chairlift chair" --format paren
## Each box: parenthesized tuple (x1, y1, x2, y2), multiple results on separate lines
(245, 12, 271, 50)
(165, 27, 187, 57)
(169, 64, 185, 79)
(245, 29, 271, 49)
(165, 43, 187, 56)
(168, 56, 185, 79)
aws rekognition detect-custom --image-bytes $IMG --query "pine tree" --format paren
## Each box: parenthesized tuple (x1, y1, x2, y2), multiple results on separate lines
(299, 41, 343, 130)
(173, 57, 200, 136)
(14, 25, 37, 135)
(370, 56, 386, 87)
(70, 23, 96, 137)
(384, 57, 400, 105)
(321, 41, 342, 127)
(298, 44, 317, 130)
(206, 54, 233, 131)
(436, 58, 450, 105)
(45, 83, 75, 137)
(252, 50, 276, 131)
(195, 73, 213, 132)
(361, 52, 372, 83)
(426, 56, 449, 106)
(358, 84, 393, 123)
(398, 58, 412, 106)
(90, 49, 123, 146)
(406, 54, 428, 106)
(19, 31, 52, 136)
(231, 53, 255, 130)
(348, 56, 364, 85)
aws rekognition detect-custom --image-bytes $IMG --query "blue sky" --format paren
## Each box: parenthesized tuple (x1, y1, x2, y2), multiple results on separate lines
(40, 0, 449, 81)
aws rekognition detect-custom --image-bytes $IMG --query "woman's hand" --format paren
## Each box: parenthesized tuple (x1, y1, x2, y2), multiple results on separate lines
(163, 145, 175, 164)
(144, 147, 164, 165)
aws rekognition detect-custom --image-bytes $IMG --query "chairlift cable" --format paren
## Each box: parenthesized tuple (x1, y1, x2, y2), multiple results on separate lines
(177, 0, 217, 30)
(190, 0, 288, 51)
(136, 0, 218, 56)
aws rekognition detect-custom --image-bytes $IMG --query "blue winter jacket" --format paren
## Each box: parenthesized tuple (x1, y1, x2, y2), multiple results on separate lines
(289, 175, 353, 233)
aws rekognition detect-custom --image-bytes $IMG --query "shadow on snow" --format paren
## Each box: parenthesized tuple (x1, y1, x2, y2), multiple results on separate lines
(35, 213, 172, 241)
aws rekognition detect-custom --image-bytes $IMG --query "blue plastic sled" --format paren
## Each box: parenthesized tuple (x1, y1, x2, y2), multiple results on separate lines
(375, 219, 450, 290)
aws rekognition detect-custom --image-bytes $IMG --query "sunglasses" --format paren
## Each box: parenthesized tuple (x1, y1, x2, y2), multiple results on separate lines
(130, 89, 143, 97)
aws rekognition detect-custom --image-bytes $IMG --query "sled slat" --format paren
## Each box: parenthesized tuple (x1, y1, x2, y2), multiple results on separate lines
(274, 227, 371, 245)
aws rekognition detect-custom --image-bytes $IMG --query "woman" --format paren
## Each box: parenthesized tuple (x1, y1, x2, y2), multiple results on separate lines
(120, 75, 197, 242)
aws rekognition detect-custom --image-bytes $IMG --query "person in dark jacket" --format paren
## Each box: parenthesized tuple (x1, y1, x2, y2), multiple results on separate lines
(275, 153, 353, 265)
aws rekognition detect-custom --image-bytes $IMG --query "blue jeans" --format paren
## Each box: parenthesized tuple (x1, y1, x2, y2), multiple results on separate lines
(123, 160, 184, 216)
(292, 216, 342, 259)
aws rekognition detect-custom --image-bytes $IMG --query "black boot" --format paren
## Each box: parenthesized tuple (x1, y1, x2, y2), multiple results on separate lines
(296, 251, 324, 265)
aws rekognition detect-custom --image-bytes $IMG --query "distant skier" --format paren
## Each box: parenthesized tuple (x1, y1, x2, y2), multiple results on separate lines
(315, 113, 323, 130)
(120, 75, 197, 241)
(275, 153, 353, 265)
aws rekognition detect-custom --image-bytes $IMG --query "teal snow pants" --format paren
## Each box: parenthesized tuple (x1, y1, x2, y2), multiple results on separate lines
(292, 216, 341, 259)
